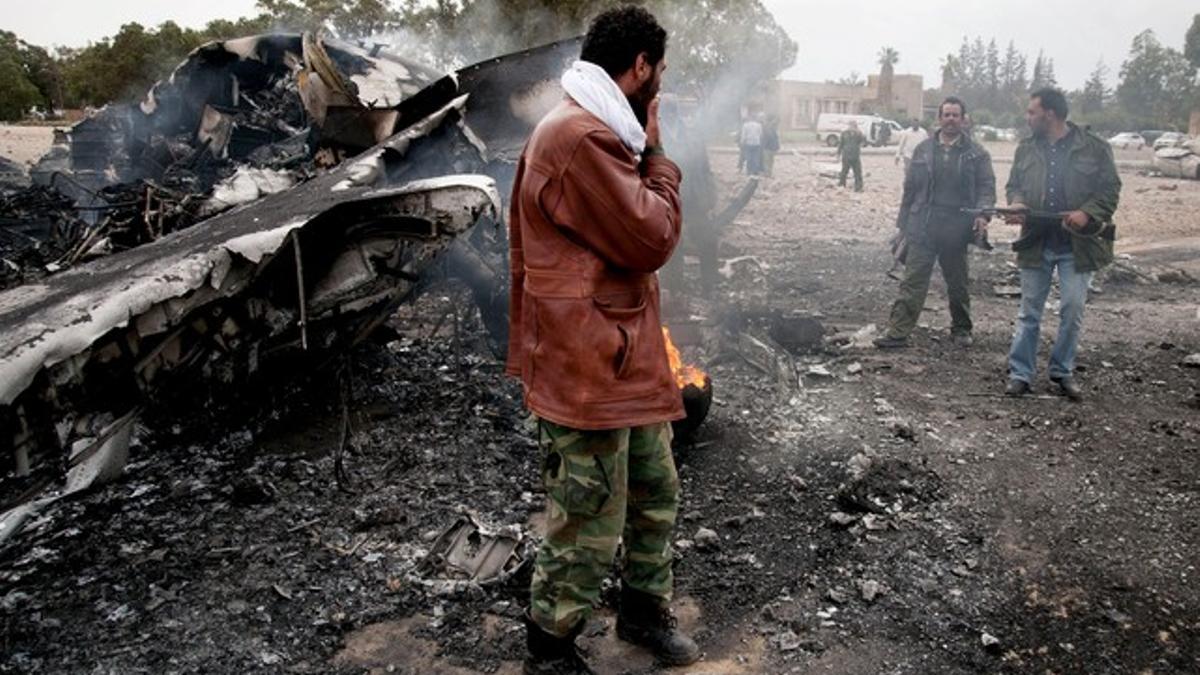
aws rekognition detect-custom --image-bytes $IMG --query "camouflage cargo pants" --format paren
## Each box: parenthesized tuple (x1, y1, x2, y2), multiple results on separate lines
(529, 419, 680, 637)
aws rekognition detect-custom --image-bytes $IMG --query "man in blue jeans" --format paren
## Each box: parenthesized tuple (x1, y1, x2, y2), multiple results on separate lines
(1002, 88, 1121, 401)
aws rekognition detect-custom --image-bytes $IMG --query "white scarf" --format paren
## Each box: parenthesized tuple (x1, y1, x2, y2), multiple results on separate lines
(560, 60, 647, 155)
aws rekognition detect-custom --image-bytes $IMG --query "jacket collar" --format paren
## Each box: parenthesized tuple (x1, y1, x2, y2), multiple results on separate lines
(935, 129, 965, 147)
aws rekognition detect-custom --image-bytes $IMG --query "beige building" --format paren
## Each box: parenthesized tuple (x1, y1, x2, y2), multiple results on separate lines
(766, 74, 924, 132)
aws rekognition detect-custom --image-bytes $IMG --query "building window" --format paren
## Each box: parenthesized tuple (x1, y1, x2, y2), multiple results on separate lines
(792, 98, 811, 127)
(836, 100, 849, 114)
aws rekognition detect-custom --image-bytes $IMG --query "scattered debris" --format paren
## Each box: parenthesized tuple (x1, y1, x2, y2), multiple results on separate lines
(1152, 144, 1200, 180)
(858, 579, 883, 603)
(0, 32, 583, 536)
(981, 631, 1002, 653)
(694, 527, 721, 551)
(768, 314, 825, 354)
(421, 514, 527, 584)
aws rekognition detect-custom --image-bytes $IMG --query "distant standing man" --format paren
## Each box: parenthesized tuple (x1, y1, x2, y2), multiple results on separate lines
(740, 113, 764, 175)
(762, 114, 781, 177)
(875, 97, 995, 349)
(507, 6, 700, 673)
(895, 119, 928, 173)
(1003, 88, 1120, 401)
(837, 121, 866, 191)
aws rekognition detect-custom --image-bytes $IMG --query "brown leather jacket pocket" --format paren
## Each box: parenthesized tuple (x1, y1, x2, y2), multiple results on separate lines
(593, 294, 646, 380)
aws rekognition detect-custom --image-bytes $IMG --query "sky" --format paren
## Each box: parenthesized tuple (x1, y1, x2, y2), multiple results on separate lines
(1, 0, 1197, 91)
(763, 0, 1196, 89)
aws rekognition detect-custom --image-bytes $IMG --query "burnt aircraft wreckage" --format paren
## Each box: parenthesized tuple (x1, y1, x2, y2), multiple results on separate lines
(0, 33, 580, 542)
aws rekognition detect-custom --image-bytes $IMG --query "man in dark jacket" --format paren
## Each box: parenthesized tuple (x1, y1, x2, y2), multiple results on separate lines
(837, 121, 866, 191)
(875, 97, 996, 348)
(1002, 88, 1120, 401)
(507, 7, 700, 673)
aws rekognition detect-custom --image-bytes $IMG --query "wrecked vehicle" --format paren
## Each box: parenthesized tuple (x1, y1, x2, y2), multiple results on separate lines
(0, 33, 581, 541)
(1152, 138, 1200, 179)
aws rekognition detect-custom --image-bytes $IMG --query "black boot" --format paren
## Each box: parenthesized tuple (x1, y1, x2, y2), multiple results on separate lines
(524, 613, 596, 675)
(616, 587, 701, 666)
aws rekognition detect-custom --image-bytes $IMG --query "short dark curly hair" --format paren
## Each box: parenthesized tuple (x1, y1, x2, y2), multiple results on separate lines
(580, 5, 667, 78)
(1031, 87, 1069, 120)
(939, 96, 967, 117)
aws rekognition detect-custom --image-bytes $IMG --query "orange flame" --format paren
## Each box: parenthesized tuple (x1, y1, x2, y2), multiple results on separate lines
(662, 326, 708, 389)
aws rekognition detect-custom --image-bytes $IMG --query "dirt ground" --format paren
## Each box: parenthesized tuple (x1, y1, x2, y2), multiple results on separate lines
(0, 125, 55, 166)
(2, 138, 1198, 674)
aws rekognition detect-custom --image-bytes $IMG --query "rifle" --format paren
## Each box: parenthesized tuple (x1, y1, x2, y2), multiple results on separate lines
(960, 207, 1073, 252)
(960, 206, 1069, 221)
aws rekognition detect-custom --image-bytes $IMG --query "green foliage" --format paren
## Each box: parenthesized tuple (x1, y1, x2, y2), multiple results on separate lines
(935, 27, 1197, 135)
(1116, 30, 1198, 130)
(255, 0, 401, 37)
(1078, 60, 1109, 115)
(0, 51, 43, 121)
(0, 31, 57, 119)
(396, 0, 796, 97)
(57, 15, 275, 108)
(1185, 14, 1200, 70)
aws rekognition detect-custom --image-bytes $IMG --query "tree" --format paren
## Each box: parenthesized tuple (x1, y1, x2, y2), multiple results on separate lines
(1079, 60, 1109, 114)
(940, 53, 960, 92)
(1116, 29, 1199, 129)
(1185, 13, 1200, 69)
(1185, 14, 1200, 133)
(1030, 51, 1046, 90)
(256, 0, 401, 37)
(877, 47, 899, 113)
(984, 38, 1000, 108)
(836, 71, 865, 87)
(397, 0, 797, 100)
(0, 35, 44, 120)
(0, 31, 60, 116)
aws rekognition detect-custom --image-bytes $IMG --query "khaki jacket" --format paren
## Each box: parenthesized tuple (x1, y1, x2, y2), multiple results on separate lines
(506, 100, 685, 430)
(1006, 123, 1121, 271)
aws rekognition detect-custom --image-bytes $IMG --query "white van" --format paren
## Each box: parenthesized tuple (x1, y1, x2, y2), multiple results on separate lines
(816, 113, 902, 147)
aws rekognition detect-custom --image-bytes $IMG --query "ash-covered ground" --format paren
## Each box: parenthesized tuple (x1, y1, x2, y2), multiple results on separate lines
(2, 142, 1198, 674)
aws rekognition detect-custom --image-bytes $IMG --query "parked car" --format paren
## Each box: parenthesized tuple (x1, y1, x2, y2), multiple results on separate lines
(1108, 132, 1146, 150)
(816, 113, 902, 147)
(1153, 132, 1188, 150)
(974, 125, 1018, 142)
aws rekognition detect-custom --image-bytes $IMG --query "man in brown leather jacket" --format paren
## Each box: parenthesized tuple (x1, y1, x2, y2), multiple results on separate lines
(507, 6, 700, 674)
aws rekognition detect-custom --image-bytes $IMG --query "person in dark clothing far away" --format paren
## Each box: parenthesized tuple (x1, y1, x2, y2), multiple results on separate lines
(837, 121, 865, 191)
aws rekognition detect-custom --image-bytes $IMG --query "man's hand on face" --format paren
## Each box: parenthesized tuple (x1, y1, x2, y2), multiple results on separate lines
(1004, 203, 1029, 226)
(644, 96, 661, 149)
(1062, 210, 1090, 232)
(973, 217, 990, 236)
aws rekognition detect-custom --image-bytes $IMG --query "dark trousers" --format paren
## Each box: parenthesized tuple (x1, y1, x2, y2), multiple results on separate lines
(839, 157, 863, 191)
(744, 145, 764, 175)
(885, 237, 971, 339)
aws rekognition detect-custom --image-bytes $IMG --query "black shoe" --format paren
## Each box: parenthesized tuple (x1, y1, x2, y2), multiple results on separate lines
(1005, 379, 1030, 397)
(616, 588, 700, 666)
(1051, 376, 1083, 402)
(873, 335, 909, 349)
(524, 613, 596, 675)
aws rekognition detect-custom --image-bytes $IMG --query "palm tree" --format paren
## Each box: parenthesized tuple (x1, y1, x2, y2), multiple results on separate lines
(878, 47, 900, 113)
